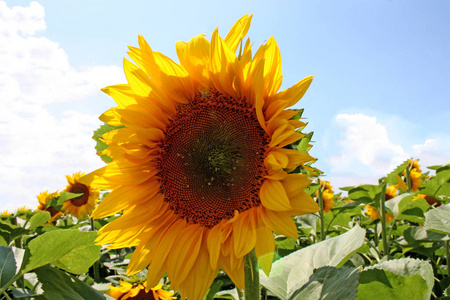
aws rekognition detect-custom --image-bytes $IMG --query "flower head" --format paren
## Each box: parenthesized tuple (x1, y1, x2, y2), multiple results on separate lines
(82, 14, 318, 299)
(61, 172, 99, 219)
(314, 180, 335, 213)
(36, 191, 62, 222)
(107, 282, 175, 300)
(365, 205, 394, 223)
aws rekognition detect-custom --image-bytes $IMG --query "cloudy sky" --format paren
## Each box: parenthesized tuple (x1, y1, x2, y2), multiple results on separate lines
(1, 0, 449, 210)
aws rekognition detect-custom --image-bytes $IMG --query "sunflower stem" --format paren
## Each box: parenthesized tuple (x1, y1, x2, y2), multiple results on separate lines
(90, 218, 101, 283)
(379, 183, 389, 259)
(317, 179, 325, 241)
(244, 249, 260, 300)
(405, 163, 412, 192)
(446, 240, 450, 277)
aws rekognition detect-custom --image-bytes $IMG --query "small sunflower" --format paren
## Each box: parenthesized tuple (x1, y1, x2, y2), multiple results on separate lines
(0, 210, 12, 216)
(314, 180, 335, 213)
(82, 15, 319, 299)
(61, 172, 99, 219)
(402, 159, 423, 191)
(365, 205, 394, 223)
(36, 191, 62, 222)
(108, 282, 175, 300)
(384, 185, 397, 200)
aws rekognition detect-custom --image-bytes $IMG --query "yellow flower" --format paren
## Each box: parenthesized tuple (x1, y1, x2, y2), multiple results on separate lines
(107, 282, 175, 300)
(314, 180, 335, 213)
(385, 185, 397, 200)
(36, 191, 62, 222)
(17, 206, 30, 212)
(365, 205, 394, 223)
(61, 172, 99, 219)
(0, 210, 12, 216)
(402, 159, 422, 191)
(81, 14, 319, 299)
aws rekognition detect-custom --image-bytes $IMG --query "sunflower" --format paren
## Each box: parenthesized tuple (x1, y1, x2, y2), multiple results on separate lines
(413, 193, 440, 207)
(36, 190, 62, 222)
(365, 205, 394, 223)
(402, 159, 422, 191)
(81, 14, 319, 299)
(384, 185, 397, 200)
(314, 180, 335, 213)
(107, 282, 175, 300)
(0, 210, 11, 216)
(61, 172, 99, 219)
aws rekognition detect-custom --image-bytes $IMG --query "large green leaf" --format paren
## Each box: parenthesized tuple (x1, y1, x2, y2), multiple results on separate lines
(424, 204, 450, 235)
(28, 211, 51, 230)
(289, 266, 359, 300)
(23, 229, 101, 274)
(260, 224, 365, 299)
(0, 246, 25, 289)
(358, 258, 434, 300)
(357, 269, 427, 300)
(34, 265, 106, 300)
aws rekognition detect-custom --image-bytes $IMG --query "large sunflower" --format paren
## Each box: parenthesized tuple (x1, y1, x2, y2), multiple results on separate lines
(61, 172, 99, 219)
(81, 15, 319, 299)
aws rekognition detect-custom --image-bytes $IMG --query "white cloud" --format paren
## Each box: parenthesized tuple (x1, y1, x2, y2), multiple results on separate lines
(327, 113, 408, 176)
(324, 113, 450, 189)
(0, 1, 124, 210)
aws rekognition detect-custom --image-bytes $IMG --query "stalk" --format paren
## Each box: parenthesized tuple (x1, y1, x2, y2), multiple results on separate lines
(379, 183, 389, 258)
(244, 249, 260, 300)
(317, 179, 325, 241)
(90, 218, 100, 283)
(405, 165, 412, 192)
(446, 240, 450, 277)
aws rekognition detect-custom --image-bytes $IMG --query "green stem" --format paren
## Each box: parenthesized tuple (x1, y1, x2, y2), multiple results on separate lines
(244, 249, 260, 300)
(236, 287, 244, 300)
(379, 183, 389, 258)
(317, 179, 325, 241)
(90, 218, 100, 283)
(405, 164, 412, 192)
(446, 240, 450, 277)
(2, 291, 12, 300)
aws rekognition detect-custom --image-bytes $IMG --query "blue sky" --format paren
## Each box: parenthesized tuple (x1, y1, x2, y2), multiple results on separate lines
(1, 0, 449, 210)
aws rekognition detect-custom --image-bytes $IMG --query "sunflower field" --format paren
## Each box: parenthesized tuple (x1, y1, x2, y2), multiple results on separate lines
(1, 14, 450, 300)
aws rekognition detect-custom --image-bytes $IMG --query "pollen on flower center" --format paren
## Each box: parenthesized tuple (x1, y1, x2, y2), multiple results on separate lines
(157, 90, 270, 228)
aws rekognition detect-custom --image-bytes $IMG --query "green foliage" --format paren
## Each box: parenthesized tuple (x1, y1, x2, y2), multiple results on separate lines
(0, 246, 25, 289)
(24, 229, 101, 274)
(424, 203, 450, 235)
(289, 266, 359, 300)
(35, 265, 106, 300)
(260, 225, 365, 299)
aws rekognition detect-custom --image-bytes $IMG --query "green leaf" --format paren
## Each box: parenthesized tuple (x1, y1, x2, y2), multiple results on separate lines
(404, 226, 449, 245)
(23, 229, 101, 274)
(357, 269, 427, 300)
(12, 288, 39, 298)
(358, 258, 434, 300)
(35, 265, 106, 300)
(0, 246, 25, 289)
(260, 224, 365, 299)
(424, 204, 450, 235)
(48, 192, 84, 211)
(28, 211, 51, 230)
(289, 266, 359, 300)
(348, 185, 383, 204)
(420, 164, 450, 202)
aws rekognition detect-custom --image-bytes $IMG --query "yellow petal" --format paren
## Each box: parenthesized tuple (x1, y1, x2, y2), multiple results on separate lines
(260, 179, 292, 211)
(254, 224, 275, 276)
(275, 76, 313, 107)
(224, 14, 252, 53)
(233, 210, 256, 258)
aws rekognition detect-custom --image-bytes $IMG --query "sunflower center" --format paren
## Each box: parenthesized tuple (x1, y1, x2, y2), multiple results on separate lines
(67, 183, 90, 207)
(157, 90, 270, 228)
